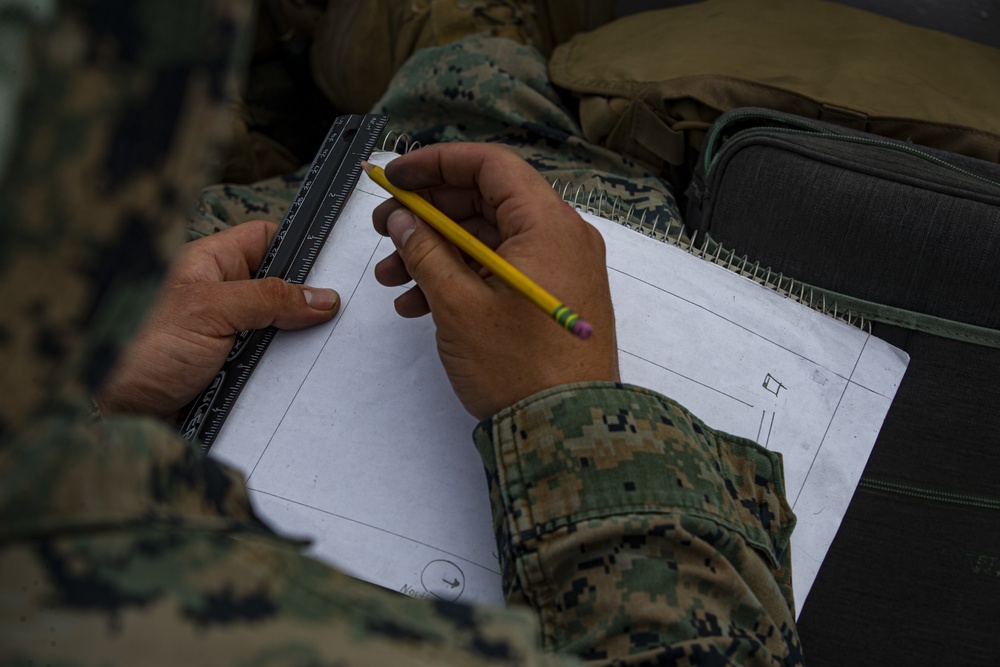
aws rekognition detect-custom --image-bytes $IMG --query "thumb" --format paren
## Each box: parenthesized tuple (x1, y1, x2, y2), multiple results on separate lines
(386, 208, 480, 302)
(197, 278, 340, 334)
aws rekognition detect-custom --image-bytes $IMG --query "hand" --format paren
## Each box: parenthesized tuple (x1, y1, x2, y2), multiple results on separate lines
(96, 220, 341, 417)
(373, 143, 619, 419)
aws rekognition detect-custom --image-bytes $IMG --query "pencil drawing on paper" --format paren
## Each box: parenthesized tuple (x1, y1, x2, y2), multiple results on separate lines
(421, 559, 466, 602)
(762, 373, 785, 396)
(757, 410, 776, 448)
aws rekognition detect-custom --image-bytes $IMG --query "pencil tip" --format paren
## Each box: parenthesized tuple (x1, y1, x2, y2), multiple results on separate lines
(360, 160, 373, 173)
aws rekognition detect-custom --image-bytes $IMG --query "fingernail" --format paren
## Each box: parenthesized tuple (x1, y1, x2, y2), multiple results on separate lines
(303, 287, 339, 310)
(387, 208, 417, 248)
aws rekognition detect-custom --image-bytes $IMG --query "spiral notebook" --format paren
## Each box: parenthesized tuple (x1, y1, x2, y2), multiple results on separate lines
(209, 149, 909, 615)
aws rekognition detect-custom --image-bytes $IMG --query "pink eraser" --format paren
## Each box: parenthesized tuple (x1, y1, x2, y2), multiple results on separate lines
(571, 319, 593, 340)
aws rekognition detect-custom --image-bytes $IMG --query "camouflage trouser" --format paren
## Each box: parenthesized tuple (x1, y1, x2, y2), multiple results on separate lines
(189, 35, 682, 239)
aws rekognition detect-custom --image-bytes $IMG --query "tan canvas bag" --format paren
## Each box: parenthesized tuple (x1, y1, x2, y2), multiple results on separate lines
(549, 0, 1000, 186)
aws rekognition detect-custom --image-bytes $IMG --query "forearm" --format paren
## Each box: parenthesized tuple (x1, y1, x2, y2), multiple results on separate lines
(475, 383, 803, 665)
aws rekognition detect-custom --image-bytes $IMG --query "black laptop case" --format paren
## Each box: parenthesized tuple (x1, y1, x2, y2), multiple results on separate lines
(685, 108, 1000, 666)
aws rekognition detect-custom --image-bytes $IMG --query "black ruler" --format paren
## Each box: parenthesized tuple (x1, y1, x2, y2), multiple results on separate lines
(178, 113, 389, 449)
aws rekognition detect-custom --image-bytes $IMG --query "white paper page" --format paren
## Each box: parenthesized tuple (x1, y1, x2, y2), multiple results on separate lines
(211, 151, 908, 614)
(212, 152, 495, 605)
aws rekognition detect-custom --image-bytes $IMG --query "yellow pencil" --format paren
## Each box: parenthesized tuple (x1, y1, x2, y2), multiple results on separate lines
(361, 160, 592, 340)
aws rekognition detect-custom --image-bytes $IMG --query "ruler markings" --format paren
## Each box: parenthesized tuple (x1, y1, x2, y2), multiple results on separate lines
(178, 114, 389, 448)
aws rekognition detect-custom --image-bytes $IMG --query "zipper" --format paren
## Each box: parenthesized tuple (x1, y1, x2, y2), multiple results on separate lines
(703, 107, 824, 173)
(703, 109, 1000, 189)
(858, 476, 1000, 511)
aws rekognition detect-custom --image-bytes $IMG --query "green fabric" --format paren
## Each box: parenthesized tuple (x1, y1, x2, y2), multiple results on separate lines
(549, 0, 1000, 180)
(192, 35, 684, 241)
(0, 382, 803, 665)
(804, 285, 1000, 349)
(690, 234, 1000, 348)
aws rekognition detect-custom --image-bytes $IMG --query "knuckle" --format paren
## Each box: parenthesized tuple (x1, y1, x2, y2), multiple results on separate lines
(247, 219, 279, 241)
(400, 233, 438, 276)
(258, 277, 295, 304)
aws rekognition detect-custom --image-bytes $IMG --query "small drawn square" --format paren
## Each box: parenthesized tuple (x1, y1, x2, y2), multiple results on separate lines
(762, 373, 785, 396)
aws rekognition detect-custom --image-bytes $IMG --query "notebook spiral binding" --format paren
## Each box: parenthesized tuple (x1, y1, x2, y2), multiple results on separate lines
(377, 133, 869, 333)
(380, 131, 422, 154)
(554, 180, 870, 333)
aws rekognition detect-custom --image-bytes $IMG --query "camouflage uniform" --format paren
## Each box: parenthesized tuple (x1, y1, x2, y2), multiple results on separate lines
(0, 2, 802, 665)
(191, 35, 683, 240)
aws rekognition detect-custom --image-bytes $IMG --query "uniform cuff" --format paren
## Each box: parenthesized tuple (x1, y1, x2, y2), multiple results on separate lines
(473, 382, 795, 568)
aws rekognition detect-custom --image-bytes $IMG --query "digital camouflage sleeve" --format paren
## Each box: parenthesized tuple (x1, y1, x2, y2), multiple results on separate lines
(0, 381, 802, 666)
(0, 1, 803, 665)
